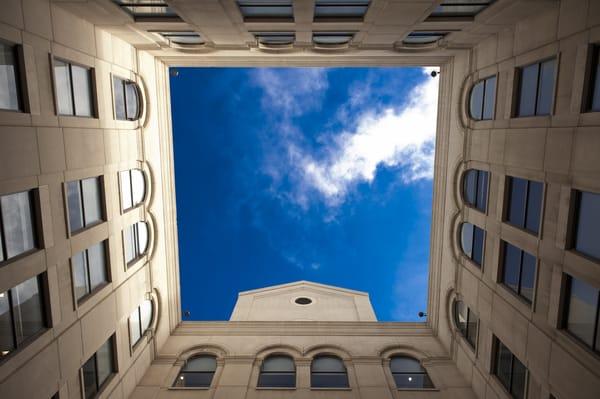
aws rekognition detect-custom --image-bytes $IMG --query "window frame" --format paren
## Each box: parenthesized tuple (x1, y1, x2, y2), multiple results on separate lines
(582, 44, 600, 113)
(111, 1, 182, 22)
(492, 337, 528, 399)
(257, 354, 296, 389)
(0, 189, 40, 265)
(459, 222, 485, 267)
(51, 57, 97, 118)
(313, 0, 371, 23)
(568, 189, 600, 263)
(119, 169, 147, 213)
(453, 299, 479, 350)
(111, 75, 142, 121)
(462, 169, 489, 213)
(469, 75, 497, 120)
(0, 39, 28, 113)
(389, 356, 435, 390)
(80, 335, 117, 399)
(499, 241, 537, 305)
(427, 1, 496, 20)
(513, 57, 557, 117)
(310, 355, 350, 389)
(237, 1, 294, 22)
(123, 221, 149, 267)
(172, 354, 217, 389)
(128, 299, 154, 349)
(560, 274, 600, 354)
(64, 176, 106, 236)
(70, 240, 110, 305)
(503, 176, 544, 236)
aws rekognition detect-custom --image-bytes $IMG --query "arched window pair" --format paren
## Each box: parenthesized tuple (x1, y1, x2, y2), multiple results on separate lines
(123, 221, 149, 266)
(119, 169, 146, 212)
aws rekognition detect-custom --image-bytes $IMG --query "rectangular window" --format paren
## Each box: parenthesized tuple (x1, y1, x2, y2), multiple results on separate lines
(455, 301, 478, 349)
(493, 337, 527, 399)
(0, 274, 47, 359)
(429, 0, 496, 19)
(237, 1, 293, 21)
(563, 275, 600, 353)
(0, 41, 22, 111)
(123, 222, 148, 266)
(516, 58, 556, 117)
(403, 31, 449, 45)
(53, 59, 94, 117)
(571, 190, 600, 261)
(469, 76, 496, 120)
(585, 45, 600, 112)
(314, 0, 370, 22)
(157, 31, 204, 45)
(111, 1, 181, 21)
(505, 176, 543, 235)
(501, 242, 536, 304)
(81, 336, 116, 399)
(66, 177, 104, 234)
(0, 190, 37, 262)
(72, 241, 108, 303)
(112, 76, 140, 121)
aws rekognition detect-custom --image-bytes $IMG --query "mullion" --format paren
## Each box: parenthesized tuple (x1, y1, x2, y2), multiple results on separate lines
(593, 293, 600, 351)
(480, 85, 486, 120)
(79, 181, 87, 227)
(121, 81, 129, 120)
(68, 63, 77, 116)
(533, 62, 542, 115)
(137, 307, 143, 338)
(508, 351, 514, 393)
(128, 170, 135, 206)
(516, 249, 524, 296)
(85, 248, 92, 295)
(7, 289, 18, 351)
(0, 201, 7, 261)
(474, 171, 480, 207)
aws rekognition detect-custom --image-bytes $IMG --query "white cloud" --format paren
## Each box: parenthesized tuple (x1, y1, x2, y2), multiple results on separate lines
(299, 68, 439, 204)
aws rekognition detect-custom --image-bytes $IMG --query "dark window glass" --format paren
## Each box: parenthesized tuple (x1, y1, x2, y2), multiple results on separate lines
(460, 223, 485, 267)
(501, 242, 537, 304)
(66, 177, 104, 234)
(466, 310, 479, 348)
(313, 32, 354, 45)
(0, 275, 46, 359)
(483, 76, 497, 119)
(506, 176, 543, 235)
(430, 0, 495, 18)
(564, 275, 599, 351)
(402, 31, 448, 45)
(314, 0, 370, 21)
(469, 75, 496, 120)
(493, 338, 527, 399)
(573, 190, 600, 261)
(112, 1, 180, 19)
(311, 355, 349, 388)
(173, 355, 217, 387)
(119, 169, 146, 211)
(1, 190, 36, 260)
(254, 32, 295, 46)
(53, 59, 95, 117)
(516, 58, 556, 117)
(82, 336, 115, 398)
(112, 77, 140, 121)
(390, 356, 434, 389)
(469, 81, 484, 120)
(123, 222, 149, 265)
(82, 355, 98, 399)
(72, 241, 108, 303)
(453, 300, 478, 349)
(588, 45, 600, 112)
(237, 1, 293, 20)
(159, 32, 204, 45)
(472, 226, 485, 266)
(0, 41, 22, 111)
(258, 355, 296, 387)
(112, 77, 125, 120)
(463, 169, 488, 212)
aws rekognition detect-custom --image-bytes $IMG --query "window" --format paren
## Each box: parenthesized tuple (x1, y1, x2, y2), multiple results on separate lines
(313, 32, 355, 46)
(173, 355, 217, 387)
(237, 1, 293, 21)
(0, 190, 37, 262)
(585, 45, 600, 112)
(258, 355, 295, 388)
(158, 31, 204, 45)
(82, 336, 115, 399)
(429, 0, 496, 19)
(112, 77, 141, 121)
(390, 356, 434, 389)
(562, 275, 600, 353)
(500, 242, 536, 303)
(493, 337, 527, 399)
(66, 177, 104, 234)
(254, 32, 295, 46)
(0, 274, 46, 359)
(112, 1, 181, 21)
(123, 222, 149, 265)
(462, 169, 489, 212)
(0, 41, 23, 111)
(515, 58, 556, 117)
(505, 176, 543, 235)
(571, 190, 600, 261)
(460, 223, 485, 267)
(311, 355, 349, 388)
(402, 31, 449, 45)
(314, 0, 370, 22)
(453, 300, 478, 348)
(53, 59, 94, 117)
(470, 76, 496, 120)
(129, 299, 153, 347)
(71, 241, 108, 303)
(119, 169, 146, 212)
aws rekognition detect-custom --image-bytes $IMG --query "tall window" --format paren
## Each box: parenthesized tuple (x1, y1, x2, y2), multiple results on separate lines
(585, 45, 600, 112)
(0, 274, 46, 359)
(516, 58, 556, 117)
(463, 169, 489, 212)
(562, 275, 600, 353)
(311, 355, 349, 388)
(82, 336, 116, 399)
(119, 169, 146, 212)
(314, 0, 370, 21)
(0, 41, 22, 111)
(390, 356, 434, 389)
(72, 241, 108, 303)
(66, 177, 104, 234)
(53, 59, 94, 117)
(123, 222, 149, 265)
(501, 242, 536, 303)
(571, 190, 600, 261)
(505, 176, 543, 235)
(453, 300, 478, 348)
(237, 1, 293, 21)
(493, 337, 527, 399)
(469, 76, 496, 120)
(112, 1, 181, 21)
(129, 299, 153, 347)
(112, 77, 141, 121)
(258, 355, 295, 388)
(0, 190, 37, 262)
(173, 355, 217, 387)
(460, 223, 485, 267)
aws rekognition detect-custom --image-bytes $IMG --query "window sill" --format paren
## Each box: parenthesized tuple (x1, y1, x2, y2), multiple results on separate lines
(76, 281, 111, 307)
(0, 327, 50, 366)
(169, 386, 211, 390)
(496, 284, 533, 313)
(397, 388, 438, 391)
(68, 220, 106, 238)
(310, 387, 352, 391)
(502, 221, 540, 239)
(255, 387, 296, 390)
(0, 247, 41, 269)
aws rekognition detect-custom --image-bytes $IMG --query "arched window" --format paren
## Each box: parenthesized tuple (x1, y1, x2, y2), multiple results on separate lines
(453, 299, 479, 349)
(469, 75, 496, 120)
(460, 223, 485, 267)
(257, 355, 296, 388)
(129, 299, 153, 347)
(311, 355, 349, 388)
(462, 169, 488, 212)
(113, 76, 141, 121)
(123, 221, 149, 266)
(119, 169, 146, 211)
(390, 356, 434, 389)
(173, 355, 217, 388)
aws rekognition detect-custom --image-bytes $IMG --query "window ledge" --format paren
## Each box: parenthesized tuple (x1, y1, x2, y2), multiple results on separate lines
(255, 387, 296, 390)
(169, 387, 211, 390)
(310, 387, 352, 391)
(397, 388, 438, 391)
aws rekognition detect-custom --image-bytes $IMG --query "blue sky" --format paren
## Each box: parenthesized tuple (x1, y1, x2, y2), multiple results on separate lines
(170, 67, 439, 321)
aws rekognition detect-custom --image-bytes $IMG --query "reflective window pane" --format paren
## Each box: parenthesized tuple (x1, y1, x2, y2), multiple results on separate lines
(87, 242, 107, 291)
(140, 299, 153, 332)
(1, 191, 36, 259)
(463, 170, 477, 206)
(536, 59, 555, 115)
(311, 373, 349, 388)
(520, 252, 536, 303)
(131, 170, 146, 205)
(96, 338, 114, 386)
(113, 77, 126, 120)
(454, 300, 467, 334)
(82, 177, 102, 226)
(120, 171, 132, 210)
(130, 308, 141, 345)
(72, 250, 90, 301)
(574, 191, 600, 260)
(312, 356, 345, 372)
(125, 83, 139, 120)
(483, 76, 496, 119)
(0, 42, 21, 111)
(591, 47, 600, 112)
(185, 356, 217, 372)
(494, 341, 512, 391)
(71, 65, 93, 117)
(476, 170, 488, 212)
(175, 372, 214, 387)
(393, 373, 434, 389)
(469, 81, 484, 119)
(503, 243, 521, 294)
(238, 0, 293, 19)
(258, 372, 295, 387)
(403, 32, 446, 44)
(124, 226, 135, 264)
(313, 33, 353, 45)
(11, 276, 44, 345)
(461, 223, 474, 259)
(67, 181, 84, 232)
(525, 181, 543, 234)
(0, 290, 15, 356)
(472, 226, 484, 266)
(137, 222, 149, 255)
(82, 355, 98, 399)
(566, 276, 598, 348)
(507, 177, 527, 228)
(0, 224, 3, 261)
(518, 63, 539, 117)
(466, 310, 478, 347)
(511, 357, 527, 399)
(54, 60, 74, 115)
(263, 355, 295, 372)
(390, 356, 424, 373)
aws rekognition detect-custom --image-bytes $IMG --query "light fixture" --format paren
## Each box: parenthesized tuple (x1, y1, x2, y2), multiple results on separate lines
(179, 376, 184, 380)
(408, 377, 412, 381)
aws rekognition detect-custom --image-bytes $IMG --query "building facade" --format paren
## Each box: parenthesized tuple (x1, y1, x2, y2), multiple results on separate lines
(0, 0, 599, 399)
